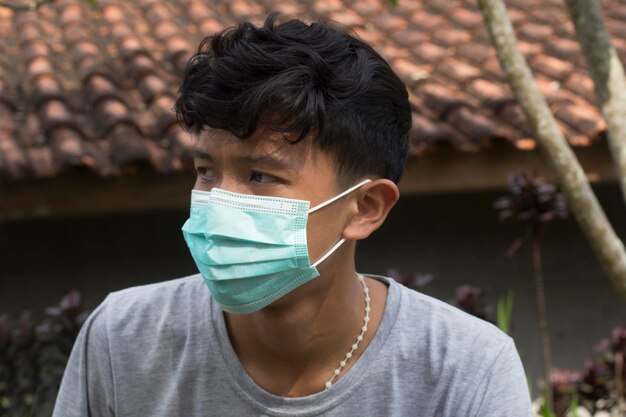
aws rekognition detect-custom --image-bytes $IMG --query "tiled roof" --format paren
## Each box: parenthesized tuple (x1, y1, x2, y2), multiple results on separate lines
(0, 0, 620, 183)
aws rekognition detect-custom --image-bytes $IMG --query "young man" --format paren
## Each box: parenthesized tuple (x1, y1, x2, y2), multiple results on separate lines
(53, 12, 532, 416)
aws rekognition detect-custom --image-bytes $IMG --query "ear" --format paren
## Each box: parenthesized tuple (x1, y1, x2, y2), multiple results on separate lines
(343, 179, 400, 241)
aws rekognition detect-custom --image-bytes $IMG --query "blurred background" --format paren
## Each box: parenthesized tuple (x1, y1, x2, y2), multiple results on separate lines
(1, 0, 626, 415)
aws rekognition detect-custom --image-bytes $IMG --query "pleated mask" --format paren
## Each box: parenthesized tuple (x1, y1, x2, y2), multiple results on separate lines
(181, 179, 372, 314)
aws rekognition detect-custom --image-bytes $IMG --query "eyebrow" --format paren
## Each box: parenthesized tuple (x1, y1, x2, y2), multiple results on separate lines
(192, 150, 211, 160)
(191, 150, 296, 171)
(236, 154, 296, 171)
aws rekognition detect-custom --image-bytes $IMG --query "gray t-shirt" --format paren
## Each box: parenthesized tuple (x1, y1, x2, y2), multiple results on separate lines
(53, 273, 532, 416)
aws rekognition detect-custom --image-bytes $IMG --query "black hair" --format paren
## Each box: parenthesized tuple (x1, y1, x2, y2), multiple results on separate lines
(175, 12, 411, 185)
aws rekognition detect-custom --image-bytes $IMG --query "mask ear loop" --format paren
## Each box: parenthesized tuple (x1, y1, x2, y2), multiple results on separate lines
(308, 179, 372, 213)
(309, 178, 372, 268)
(312, 238, 346, 268)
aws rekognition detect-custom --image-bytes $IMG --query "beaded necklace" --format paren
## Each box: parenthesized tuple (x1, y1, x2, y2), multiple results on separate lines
(324, 274, 370, 390)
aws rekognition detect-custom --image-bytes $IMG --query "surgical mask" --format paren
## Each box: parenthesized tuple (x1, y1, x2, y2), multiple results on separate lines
(181, 179, 371, 314)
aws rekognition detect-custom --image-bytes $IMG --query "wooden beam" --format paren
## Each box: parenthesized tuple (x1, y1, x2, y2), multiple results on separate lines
(0, 170, 196, 221)
(0, 141, 615, 221)
(399, 141, 615, 194)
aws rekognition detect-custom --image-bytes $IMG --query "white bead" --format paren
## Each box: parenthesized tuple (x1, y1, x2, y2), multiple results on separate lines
(323, 277, 372, 391)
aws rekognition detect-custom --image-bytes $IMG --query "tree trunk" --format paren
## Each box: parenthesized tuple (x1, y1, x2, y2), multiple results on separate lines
(476, 0, 626, 302)
(565, 0, 626, 206)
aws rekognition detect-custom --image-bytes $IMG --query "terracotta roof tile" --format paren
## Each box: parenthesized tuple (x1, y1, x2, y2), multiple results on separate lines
(328, 9, 364, 27)
(351, 0, 383, 17)
(408, 111, 466, 154)
(392, 58, 430, 85)
(419, 83, 474, 119)
(467, 78, 511, 106)
(94, 98, 134, 134)
(506, 8, 527, 26)
(531, 54, 575, 81)
(563, 71, 596, 103)
(412, 42, 447, 64)
(0, 135, 31, 181)
(25, 145, 57, 178)
(371, 14, 408, 33)
(424, 0, 453, 15)
(445, 106, 503, 143)
(312, 0, 343, 15)
(554, 19, 576, 39)
(31, 74, 63, 105)
(409, 10, 444, 32)
(437, 58, 481, 84)
(1, 0, 622, 183)
(605, 17, 626, 40)
(606, 1, 626, 20)
(554, 103, 605, 139)
(518, 22, 554, 43)
(105, 125, 146, 169)
(456, 42, 493, 65)
(497, 100, 532, 135)
(48, 126, 87, 167)
(517, 40, 543, 58)
(545, 37, 580, 60)
(448, 8, 483, 29)
(39, 99, 73, 133)
(431, 26, 471, 47)
(389, 28, 424, 48)
(527, 5, 566, 25)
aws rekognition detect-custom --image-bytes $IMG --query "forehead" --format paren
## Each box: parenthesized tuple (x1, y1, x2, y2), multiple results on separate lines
(193, 126, 319, 168)
(194, 126, 292, 150)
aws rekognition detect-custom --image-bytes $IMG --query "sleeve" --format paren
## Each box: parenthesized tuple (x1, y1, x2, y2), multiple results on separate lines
(52, 295, 116, 417)
(467, 337, 533, 417)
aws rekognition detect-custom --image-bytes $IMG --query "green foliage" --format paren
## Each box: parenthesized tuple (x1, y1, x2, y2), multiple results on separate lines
(497, 289, 514, 335)
(569, 392, 579, 417)
(539, 392, 557, 417)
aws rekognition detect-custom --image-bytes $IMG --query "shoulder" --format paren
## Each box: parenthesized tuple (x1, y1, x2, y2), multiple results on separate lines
(105, 273, 206, 308)
(374, 275, 512, 376)
(397, 279, 509, 345)
(391, 281, 530, 415)
(96, 273, 208, 338)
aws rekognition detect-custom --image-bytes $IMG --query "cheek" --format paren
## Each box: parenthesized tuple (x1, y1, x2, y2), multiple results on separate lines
(305, 206, 347, 263)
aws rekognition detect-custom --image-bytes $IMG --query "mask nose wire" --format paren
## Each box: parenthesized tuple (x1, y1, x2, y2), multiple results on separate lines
(308, 179, 372, 214)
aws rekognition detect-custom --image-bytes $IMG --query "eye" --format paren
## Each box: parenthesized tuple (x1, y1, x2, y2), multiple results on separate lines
(250, 171, 279, 184)
(195, 167, 215, 183)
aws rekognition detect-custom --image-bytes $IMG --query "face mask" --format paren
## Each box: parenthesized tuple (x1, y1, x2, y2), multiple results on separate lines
(181, 179, 372, 314)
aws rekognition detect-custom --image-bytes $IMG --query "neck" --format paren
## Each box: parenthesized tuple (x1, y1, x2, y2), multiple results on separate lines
(223, 246, 370, 396)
